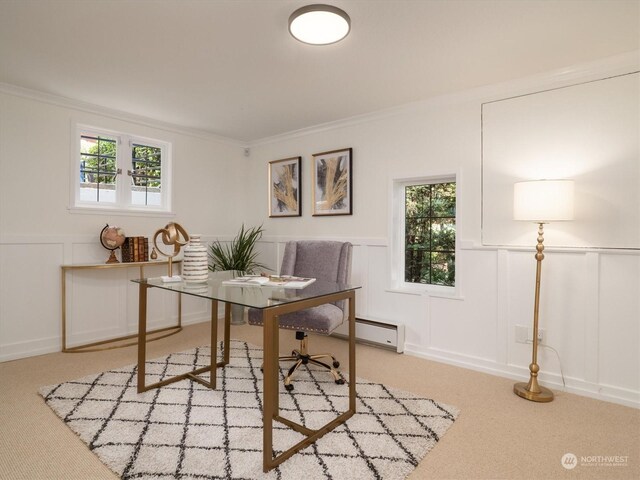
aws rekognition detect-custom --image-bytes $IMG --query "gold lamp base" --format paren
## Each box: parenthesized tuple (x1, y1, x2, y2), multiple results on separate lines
(513, 382, 554, 403)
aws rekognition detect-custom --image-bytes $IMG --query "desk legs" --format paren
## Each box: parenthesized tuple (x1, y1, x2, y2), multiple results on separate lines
(262, 290, 357, 472)
(137, 282, 149, 393)
(224, 303, 231, 365)
(262, 308, 280, 470)
(137, 286, 228, 393)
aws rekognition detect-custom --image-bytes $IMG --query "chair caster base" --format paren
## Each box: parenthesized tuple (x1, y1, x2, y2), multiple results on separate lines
(284, 384, 294, 391)
(335, 378, 345, 385)
(333, 361, 340, 368)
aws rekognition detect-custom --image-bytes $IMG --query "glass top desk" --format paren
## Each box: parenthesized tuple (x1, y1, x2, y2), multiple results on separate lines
(132, 271, 360, 472)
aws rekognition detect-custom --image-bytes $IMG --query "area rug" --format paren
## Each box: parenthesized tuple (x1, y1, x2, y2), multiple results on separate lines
(39, 340, 458, 480)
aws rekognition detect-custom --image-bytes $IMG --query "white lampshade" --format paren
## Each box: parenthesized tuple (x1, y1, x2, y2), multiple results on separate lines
(289, 5, 351, 45)
(513, 180, 574, 222)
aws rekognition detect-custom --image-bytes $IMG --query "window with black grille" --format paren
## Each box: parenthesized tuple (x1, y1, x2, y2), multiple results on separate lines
(73, 125, 170, 212)
(404, 182, 456, 286)
(79, 135, 117, 203)
(131, 144, 162, 207)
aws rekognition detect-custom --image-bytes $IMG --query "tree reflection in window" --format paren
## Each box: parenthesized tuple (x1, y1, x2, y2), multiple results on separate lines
(405, 182, 456, 286)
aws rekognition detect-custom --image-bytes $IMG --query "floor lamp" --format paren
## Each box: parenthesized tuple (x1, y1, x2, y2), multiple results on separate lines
(513, 179, 574, 402)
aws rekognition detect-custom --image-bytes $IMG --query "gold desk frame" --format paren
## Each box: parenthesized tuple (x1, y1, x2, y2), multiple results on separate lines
(135, 281, 356, 473)
(137, 285, 231, 391)
(61, 261, 182, 353)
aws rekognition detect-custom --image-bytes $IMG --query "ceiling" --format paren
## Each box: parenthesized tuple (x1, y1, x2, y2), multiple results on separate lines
(0, 0, 638, 142)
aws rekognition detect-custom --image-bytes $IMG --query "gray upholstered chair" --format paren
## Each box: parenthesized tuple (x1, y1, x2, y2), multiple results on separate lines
(248, 240, 352, 391)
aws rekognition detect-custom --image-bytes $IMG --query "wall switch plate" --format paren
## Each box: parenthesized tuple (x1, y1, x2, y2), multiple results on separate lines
(515, 325, 528, 343)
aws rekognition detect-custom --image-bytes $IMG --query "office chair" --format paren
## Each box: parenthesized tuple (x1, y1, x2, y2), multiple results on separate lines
(248, 240, 352, 391)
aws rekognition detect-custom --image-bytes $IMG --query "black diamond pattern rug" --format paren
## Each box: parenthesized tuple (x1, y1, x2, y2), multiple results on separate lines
(39, 340, 458, 479)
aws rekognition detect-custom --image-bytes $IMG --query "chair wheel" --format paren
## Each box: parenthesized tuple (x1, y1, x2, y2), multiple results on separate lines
(335, 378, 345, 385)
(333, 361, 340, 368)
(284, 384, 294, 391)
(260, 367, 263, 373)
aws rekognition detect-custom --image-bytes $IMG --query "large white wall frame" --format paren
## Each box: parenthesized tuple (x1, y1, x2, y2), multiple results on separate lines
(482, 71, 640, 250)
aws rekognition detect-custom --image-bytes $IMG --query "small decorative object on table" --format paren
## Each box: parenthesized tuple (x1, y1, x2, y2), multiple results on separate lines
(208, 224, 268, 324)
(99, 224, 126, 264)
(153, 222, 190, 282)
(182, 234, 209, 283)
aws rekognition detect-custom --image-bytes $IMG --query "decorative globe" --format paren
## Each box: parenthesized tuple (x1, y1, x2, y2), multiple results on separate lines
(100, 224, 126, 263)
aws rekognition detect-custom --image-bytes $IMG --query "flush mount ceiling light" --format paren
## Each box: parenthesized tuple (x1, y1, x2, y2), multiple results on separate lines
(288, 4, 351, 45)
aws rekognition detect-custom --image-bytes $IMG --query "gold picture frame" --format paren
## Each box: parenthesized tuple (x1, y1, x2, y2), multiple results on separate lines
(268, 156, 302, 217)
(312, 148, 352, 216)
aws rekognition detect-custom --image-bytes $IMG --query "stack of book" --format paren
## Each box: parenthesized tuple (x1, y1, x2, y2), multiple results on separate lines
(121, 236, 149, 262)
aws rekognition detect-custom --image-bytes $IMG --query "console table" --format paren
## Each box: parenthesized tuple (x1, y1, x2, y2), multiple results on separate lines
(61, 260, 182, 352)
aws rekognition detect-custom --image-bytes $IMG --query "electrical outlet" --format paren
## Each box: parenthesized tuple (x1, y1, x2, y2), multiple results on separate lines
(515, 325, 545, 344)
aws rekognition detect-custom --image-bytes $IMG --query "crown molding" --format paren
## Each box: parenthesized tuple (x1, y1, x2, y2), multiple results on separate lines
(0, 82, 247, 147)
(249, 51, 640, 147)
(2, 51, 637, 148)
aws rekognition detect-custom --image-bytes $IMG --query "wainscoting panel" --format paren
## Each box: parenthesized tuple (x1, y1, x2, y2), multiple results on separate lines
(1, 235, 638, 407)
(0, 242, 64, 358)
(598, 254, 640, 392)
(506, 250, 589, 381)
(254, 237, 639, 407)
(0, 236, 213, 362)
(429, 249, 497, 361)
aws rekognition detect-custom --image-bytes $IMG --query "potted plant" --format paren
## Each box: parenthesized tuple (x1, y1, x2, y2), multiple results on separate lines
(208, 224, 268, 324)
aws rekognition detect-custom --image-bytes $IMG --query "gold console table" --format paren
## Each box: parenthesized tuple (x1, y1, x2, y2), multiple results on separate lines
(61, 260, 182, 353)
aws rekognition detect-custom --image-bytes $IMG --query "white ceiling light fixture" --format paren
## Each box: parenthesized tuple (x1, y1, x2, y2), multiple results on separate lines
(289, 4, 351, 45)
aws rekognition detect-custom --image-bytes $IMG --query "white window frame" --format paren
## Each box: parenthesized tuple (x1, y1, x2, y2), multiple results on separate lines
(390, 173, 458, 296)
(69, 124, 173, 216)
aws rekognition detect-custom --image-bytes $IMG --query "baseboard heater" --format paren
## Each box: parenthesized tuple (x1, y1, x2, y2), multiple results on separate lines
(332, 317, 405, 353)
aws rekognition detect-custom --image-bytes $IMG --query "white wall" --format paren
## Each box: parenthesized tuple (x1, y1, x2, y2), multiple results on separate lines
(1, 54, 638, 409)
(0, 89, 247, 360)
(243, 56, 640, 408)
(482, 72, 639, 249)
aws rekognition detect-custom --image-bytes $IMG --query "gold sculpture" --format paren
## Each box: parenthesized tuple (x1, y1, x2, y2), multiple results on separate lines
(153, 222, 190, 280)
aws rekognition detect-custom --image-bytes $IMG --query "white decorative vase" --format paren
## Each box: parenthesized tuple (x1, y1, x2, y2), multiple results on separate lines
(182, 234, 209, 283)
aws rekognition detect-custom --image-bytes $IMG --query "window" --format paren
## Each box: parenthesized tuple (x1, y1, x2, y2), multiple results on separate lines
(79, 134, 117, 203)
(72, 125, 171, 213)
(405, 181, 456, 286)
(393, 176, 456, 291)
(131, 143, 163, 207)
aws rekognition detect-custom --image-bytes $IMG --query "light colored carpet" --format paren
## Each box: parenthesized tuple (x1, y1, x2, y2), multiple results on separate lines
(1, 321, 639, 479)
(39, 340, 458, 480)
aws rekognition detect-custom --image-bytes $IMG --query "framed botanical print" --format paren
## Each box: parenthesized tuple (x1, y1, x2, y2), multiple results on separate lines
(268, 156, 302, 217)
(312, 148, 352, 216)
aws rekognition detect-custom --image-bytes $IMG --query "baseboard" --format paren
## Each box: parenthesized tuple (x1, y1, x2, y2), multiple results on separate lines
(0, 313, 211, 363)
(405, 343, 640, 409)
(0, 335, 61, 362)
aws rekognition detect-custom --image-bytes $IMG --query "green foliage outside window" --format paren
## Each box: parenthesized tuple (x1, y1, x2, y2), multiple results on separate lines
(405, 182, 456, 286)
(132, 144, 162, 188)
(80, 135, 117, 187)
